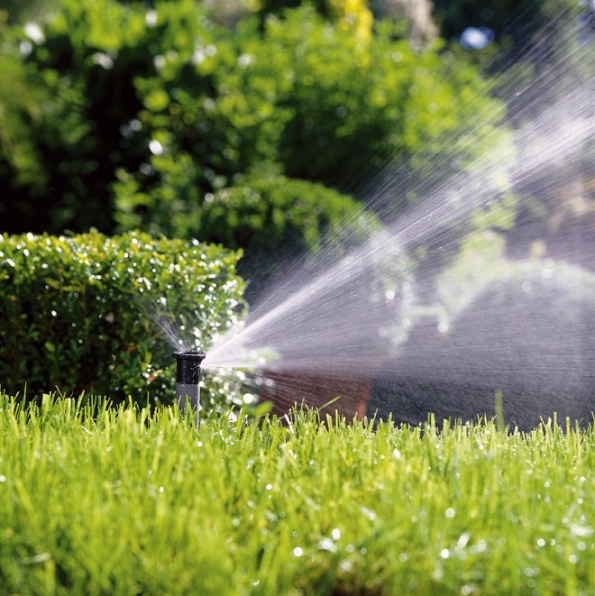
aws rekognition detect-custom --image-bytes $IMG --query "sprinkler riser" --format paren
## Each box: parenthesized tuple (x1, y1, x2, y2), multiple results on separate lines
(173, 350, 206, 427)
(176, 383, 200, 416)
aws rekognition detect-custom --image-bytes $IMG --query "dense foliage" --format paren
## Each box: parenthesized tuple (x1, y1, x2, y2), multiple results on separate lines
(0, 0, 506, 242)
(255, 0, 374, 39)
(0, 232, 246, 405)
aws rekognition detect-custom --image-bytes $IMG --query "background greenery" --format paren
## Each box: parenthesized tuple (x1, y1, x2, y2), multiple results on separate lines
(0, 0, 506, 237)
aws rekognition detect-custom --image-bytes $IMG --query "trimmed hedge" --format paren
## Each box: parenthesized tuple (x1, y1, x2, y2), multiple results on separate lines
(0, 231, 246, 406)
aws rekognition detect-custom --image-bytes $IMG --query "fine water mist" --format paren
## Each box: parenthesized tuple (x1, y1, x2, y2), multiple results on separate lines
(161, 7, 595, 427)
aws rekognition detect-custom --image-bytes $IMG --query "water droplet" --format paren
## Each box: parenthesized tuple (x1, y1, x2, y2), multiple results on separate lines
(570, 523, 593, 537)
(440, 548, 450, 559)
(445, 507, 456, 518)
(318, 538, 337, 551)
(331, 528, 341, 541)
(24, 22, 45, 44)
(20, 40, 32, 56)
(457, 532, 470, 548)
(91, 52, 114, 70)
(293, 547, 303, 557)
(145, 9, 157, 27)
(360, 506, 376, 521)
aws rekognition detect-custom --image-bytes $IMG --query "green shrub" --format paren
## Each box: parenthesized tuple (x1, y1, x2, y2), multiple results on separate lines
(0, 0, 507, 238)
(242, 10, 505, 192)
(254, 0, 374, 39)
(0, 231, 246, 406)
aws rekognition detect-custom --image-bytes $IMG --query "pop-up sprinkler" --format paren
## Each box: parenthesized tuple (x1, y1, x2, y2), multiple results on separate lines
(173, 349, 206, 427)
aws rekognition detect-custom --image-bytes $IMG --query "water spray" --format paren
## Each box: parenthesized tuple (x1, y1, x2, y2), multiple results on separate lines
(173, 350, 206, 427)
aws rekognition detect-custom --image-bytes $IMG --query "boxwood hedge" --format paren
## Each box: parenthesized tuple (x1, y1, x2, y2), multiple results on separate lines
(0, 231, 246, 407)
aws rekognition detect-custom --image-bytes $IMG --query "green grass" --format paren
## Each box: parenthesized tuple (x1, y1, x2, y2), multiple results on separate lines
(0, 394, 594, 595)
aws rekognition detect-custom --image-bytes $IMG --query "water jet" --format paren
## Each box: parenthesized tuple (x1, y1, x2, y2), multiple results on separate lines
(174, 9, 595, 429)
(173, 349, 206, 427)
(369, 260, 595, 430)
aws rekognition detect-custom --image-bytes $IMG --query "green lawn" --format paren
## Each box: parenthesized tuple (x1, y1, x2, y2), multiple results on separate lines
(0, 394, 593, 595)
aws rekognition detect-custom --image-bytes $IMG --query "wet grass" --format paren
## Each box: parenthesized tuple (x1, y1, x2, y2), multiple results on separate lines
(0, 393, 593, 595)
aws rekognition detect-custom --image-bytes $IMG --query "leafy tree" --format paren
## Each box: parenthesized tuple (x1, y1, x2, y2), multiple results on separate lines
(0, 0, 159, 233)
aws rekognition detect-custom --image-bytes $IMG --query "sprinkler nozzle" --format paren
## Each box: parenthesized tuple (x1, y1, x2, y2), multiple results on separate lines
(173, 350, 207, 427)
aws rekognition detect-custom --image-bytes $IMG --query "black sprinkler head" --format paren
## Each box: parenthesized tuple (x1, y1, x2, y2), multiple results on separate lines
(173, 349, 207, 426)
(173, 349, 207, 384)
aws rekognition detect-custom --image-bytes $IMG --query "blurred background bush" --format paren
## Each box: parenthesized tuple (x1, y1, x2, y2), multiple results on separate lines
(0, 0, 506, 241)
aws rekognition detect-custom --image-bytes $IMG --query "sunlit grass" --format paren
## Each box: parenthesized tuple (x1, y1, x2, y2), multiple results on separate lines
(0, 393, 593, 595)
